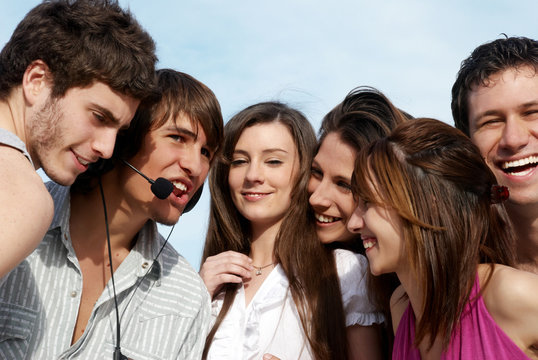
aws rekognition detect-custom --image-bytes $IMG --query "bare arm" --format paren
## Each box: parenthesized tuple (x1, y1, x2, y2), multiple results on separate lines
(0, 146, 53, 278)
(199, 250, 253, 298)
(347, 324, 384, 360)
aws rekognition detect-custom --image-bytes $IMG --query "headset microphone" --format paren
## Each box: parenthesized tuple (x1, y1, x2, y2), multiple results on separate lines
(122, 160, 174, 199)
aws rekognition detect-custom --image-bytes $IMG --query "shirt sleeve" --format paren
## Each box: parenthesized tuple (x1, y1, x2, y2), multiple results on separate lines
(334, 249, 385, 327)
(180, 286, 212, 360)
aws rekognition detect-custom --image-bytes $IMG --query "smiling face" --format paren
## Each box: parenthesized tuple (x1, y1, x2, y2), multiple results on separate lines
(122, 113, 212, 225)
(347, 189, 405, 276)
(27, 81, 139, 185)
(308, 132, 357, 244)
(228, 122, 299, 229)
(467, 65, 538, 208)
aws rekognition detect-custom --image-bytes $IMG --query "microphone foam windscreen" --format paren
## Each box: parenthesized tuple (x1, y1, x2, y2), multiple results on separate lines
(151, 177, 174, 199)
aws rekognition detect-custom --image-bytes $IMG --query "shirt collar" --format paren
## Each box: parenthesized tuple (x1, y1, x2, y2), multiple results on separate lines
(45, 182, 164, 280)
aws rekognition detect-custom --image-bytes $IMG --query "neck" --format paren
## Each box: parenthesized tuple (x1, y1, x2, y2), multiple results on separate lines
(0, 92, 28, 146)
(248, 220, 281, 266)
(70, 169, 148, 256)
(396, 267, 424, 322)
(506, 202, 538, 274)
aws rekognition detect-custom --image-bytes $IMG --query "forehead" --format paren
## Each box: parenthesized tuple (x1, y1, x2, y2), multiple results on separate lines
(154, 112, 207, 140)
(467, 66, 538, 115)
(67, 81, 140, 126)
(315, 132, 356, 173)
(236, 122, 295, 150)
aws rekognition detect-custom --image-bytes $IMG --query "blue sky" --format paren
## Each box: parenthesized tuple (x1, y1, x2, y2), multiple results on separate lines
(2, 1, 536, 269)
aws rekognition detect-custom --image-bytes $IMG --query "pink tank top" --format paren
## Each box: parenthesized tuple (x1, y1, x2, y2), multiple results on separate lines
(392, 274, 530, 359)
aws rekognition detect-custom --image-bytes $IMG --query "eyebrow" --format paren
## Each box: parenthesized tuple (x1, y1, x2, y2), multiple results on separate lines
(519, 100, 538, 109)
(312, 159, 351, 181)
(233, 148, 289, 156)
(92, 103, 129, 130)
(165, 125, 198, 139)
(474, 100, 538, 122)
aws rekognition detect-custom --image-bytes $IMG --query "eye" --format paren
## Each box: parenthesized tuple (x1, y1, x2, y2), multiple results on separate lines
(524, 109, 538, 118)
(93, 112, 106, 123)
(201, 147, 212, 160)
(231, 158, 247, 166)
(358, 197, 369, 209)
(169, 134, 186, 143)
(337, 180, 352, 193)
(310, 167, 322, 180)
(479, 117, 503, 128)
(266, 159, 283, 166)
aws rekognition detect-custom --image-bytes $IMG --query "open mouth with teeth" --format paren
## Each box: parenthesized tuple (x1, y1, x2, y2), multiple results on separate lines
(501, 156, 538, 176)
(314, 213, 341, 224)
(363, 239, 377, 251)
(172, 181, 188, 197)
(76, 156, 90, 166)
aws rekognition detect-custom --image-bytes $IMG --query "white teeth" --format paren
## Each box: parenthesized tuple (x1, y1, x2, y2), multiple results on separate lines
(245, 193, 265, 199)
(363, 240, 376, 249)
(507, 168, 534, 176)
(172, 181, 187, 192)
(77, 157, 89, 166)
(315, 213, 337, 223)
(502, 156, 538, 169)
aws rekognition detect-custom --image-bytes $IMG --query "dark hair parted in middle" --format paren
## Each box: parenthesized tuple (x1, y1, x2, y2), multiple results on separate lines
(202, 102, 348, 359)
(352, 118, 516, 349)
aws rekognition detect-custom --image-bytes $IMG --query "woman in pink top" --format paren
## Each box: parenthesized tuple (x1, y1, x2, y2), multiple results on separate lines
(347, 118, 538, 359)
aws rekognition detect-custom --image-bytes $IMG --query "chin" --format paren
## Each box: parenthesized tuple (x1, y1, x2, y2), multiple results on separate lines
(155, 217, 181, 226)
(368, 264, 386, 276)
(152, 209, 182, 226)
(44, 168, 77, 186)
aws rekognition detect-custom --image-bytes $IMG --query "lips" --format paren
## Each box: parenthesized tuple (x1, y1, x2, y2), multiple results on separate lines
(242, 192, 269, 200)
(72, 151, 95, 171)
(500, 155, 538, 176)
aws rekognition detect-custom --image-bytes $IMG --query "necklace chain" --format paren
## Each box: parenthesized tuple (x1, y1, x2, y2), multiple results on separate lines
(252, 262, 274, 276)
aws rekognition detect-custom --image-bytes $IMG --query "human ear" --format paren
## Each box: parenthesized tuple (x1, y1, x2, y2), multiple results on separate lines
(22, 60, 51, 105)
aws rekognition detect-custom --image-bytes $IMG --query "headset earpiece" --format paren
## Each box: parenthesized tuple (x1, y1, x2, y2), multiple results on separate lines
(183, 184, 203, 213)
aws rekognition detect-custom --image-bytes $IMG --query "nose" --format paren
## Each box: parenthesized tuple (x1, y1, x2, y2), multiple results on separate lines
(245, 161, 264, 183)
(308, 178, 331, 209)
(499, 116, 529, 153)
(180, 146, 204, 178)
(347, 206, 364, 234)
(92, 128, 117, 159)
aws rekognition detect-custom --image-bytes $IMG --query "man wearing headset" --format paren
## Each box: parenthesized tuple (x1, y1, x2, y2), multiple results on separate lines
(0, 69, 223, 359)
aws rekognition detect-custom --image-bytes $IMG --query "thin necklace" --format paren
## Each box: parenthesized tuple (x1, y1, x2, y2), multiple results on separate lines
(252, 262, 275, 276)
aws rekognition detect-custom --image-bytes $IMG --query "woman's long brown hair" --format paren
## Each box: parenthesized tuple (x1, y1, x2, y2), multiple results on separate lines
(201, 102, 347, 359)
(352, 118, 517, 350)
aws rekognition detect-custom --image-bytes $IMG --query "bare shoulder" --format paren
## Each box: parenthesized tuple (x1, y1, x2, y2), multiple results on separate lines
(480, 264, 538, 315)
(0, 145, 53, 276)
(0, 145, 52, 209)
(480, 264, 538, 352)
(390, 284, 409, 334)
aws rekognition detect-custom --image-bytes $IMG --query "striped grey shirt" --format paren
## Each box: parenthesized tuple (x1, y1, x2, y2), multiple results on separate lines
(0, 183, 210, 359)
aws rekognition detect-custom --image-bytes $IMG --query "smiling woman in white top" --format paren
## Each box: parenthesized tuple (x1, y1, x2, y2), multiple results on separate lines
(308, 87, 412, 358)
(200, 102, 381, 359)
